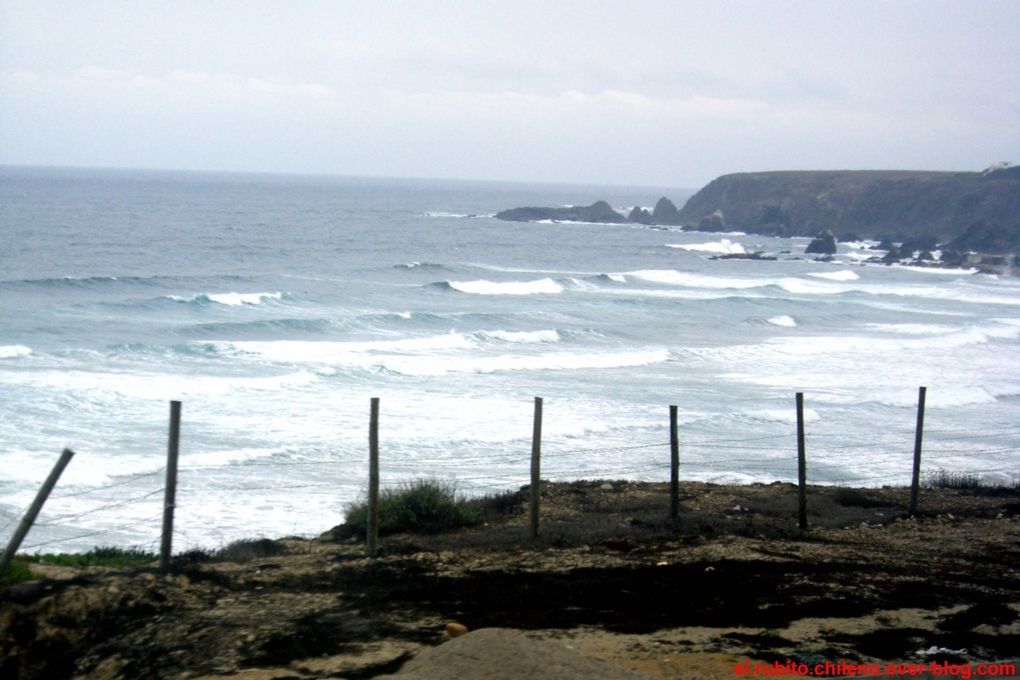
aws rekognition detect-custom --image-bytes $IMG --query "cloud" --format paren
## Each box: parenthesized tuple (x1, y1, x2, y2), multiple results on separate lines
(2, 66, 338, 104)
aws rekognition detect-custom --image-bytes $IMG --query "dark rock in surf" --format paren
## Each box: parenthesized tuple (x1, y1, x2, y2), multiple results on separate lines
(628, 206, 653, 225)
(651, 197, 682, 225)
(805, 230, 837, 255)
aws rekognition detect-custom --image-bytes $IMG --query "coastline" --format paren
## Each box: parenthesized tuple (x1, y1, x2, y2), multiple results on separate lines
(3, 479, 1019, 679)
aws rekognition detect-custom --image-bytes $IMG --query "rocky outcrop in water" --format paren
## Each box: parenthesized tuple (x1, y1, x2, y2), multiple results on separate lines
(495, 201, 626, 223)
(497, 197, 686, 228)
(805, 230, 838, 255)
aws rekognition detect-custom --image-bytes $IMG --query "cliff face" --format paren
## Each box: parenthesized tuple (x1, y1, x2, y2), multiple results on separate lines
(677, 167, 1020, 251)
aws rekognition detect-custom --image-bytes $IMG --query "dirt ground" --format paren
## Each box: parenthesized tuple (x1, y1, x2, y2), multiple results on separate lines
(2, 480, 1019, 679)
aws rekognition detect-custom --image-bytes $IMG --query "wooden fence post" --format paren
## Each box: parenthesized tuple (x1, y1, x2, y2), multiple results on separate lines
(530, 397, 543, 540)
(670, 405, 679, 521)
(909, 386, 927, 516)
(0, 448, 75, 574)
(366, 397, 380, 557)
(160, 400, 181, 573)
(796, 392, 808, 530)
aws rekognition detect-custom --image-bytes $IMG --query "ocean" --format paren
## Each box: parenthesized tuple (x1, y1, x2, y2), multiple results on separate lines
(1, 165, 1018, 553)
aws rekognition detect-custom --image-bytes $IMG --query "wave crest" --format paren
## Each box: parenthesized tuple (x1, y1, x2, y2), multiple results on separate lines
(0, 345, 32, 359)
(442, 278, 564, 295)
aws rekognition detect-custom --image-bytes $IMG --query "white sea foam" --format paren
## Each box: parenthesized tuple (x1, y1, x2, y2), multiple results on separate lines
(422, 211, 491, 219)
(864, 323, 960, 335)
(626, 269, 769, 289)
(169, 291, 283, 306)
(0, 345, 31, 359)
(875, 386, 997, 409)
(447, 278, 563, 295)
(665, 239, 747, 255)
(475, 329, 561, 343)
(0, 368, 319, 400)
(893, 265, 978, 276)
(383, 348, 671, 377)
(220, 332, 474, 363)
(207, 292, 283, 306)
(603, 273, 627, 283)
(766, 315, 797, 327)
(807, 270, 860, 281)
(748, 408, 820, 424)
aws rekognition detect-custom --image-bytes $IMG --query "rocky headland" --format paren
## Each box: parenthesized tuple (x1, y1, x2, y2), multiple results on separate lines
(496, 165, 1020, 266)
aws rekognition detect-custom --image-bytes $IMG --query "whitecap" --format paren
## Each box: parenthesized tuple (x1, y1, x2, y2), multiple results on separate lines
(665, 239, 746, 255)
(383, 348, 671, 377)
(766, 315, 797, 327)
(168, 291, 283, 306)
(748, 408, 820, 424)
(864, 323, 959, 335)
(447, 278, 563, 295)
(474, 330, 561, 344)
(876, 386, 997, 408)
(626, 269, 769, 289)
(206, 291, 283, 306)
(219, 332, 474, 363)
(807, 270, 860, 281)
(0, 345, 32, 359)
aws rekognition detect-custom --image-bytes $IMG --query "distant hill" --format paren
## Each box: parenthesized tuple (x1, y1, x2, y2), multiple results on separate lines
(676, 167, 1020, 252)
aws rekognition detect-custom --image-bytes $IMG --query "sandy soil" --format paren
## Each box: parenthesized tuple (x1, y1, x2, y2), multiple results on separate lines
(2, 480, 1018, 679)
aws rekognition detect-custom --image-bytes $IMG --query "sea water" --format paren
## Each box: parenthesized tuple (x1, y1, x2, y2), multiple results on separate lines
(1, 166, 1018, 552)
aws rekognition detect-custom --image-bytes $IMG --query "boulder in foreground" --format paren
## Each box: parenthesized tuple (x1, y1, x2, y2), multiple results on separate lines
(376, 628, 654, 680)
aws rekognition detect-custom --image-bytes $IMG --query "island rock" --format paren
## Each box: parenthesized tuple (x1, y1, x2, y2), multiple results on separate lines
(651, 197, 682, 225)
(805, 230, 837, 255)
(495, 201, 626, 224)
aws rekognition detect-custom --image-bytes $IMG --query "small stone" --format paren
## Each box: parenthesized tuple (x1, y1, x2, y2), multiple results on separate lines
(445, 622, 469, 637)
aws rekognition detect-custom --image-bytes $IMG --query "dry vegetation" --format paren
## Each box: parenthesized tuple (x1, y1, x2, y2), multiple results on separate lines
(2, 480, 1019, 679)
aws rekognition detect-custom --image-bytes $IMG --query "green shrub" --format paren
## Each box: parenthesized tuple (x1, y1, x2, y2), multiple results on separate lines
(0, 558, 34, 586)
(344, 478, 482, 536)
(468, 488, 524, 518)
(30, 546, 158, 568)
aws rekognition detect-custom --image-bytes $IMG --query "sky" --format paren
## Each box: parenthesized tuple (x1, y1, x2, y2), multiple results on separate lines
(1, 1, 1018, 188)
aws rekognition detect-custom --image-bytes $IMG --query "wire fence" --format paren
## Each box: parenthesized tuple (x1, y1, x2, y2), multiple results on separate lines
(1, 394, 1018, 561)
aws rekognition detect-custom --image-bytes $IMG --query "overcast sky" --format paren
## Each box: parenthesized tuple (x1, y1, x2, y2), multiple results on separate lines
(1, 1, 1017, 188)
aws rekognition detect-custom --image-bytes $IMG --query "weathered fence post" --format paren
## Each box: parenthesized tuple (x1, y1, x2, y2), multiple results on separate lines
(670, 405, 680, 520)
(160, 400, 181, 573)
(366, 397, 380, 557)
(909, 386, 927, 516)
(530, 397, 543, 540)
(796, 392, 808, 530)
(0, 448, 75, 574)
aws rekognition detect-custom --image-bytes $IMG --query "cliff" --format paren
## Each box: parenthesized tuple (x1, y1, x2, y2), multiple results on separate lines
(676, 166, 1020, 251)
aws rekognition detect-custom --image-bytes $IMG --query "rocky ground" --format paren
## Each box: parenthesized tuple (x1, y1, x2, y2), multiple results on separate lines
(2, 480, 1019, 679)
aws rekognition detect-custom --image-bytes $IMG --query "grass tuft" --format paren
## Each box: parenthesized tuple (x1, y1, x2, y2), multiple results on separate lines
(343, 478, 483, 537)
(1, 558, 34, 586)
(923, 468, 982, 490)
(29, 546, 158, 568)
